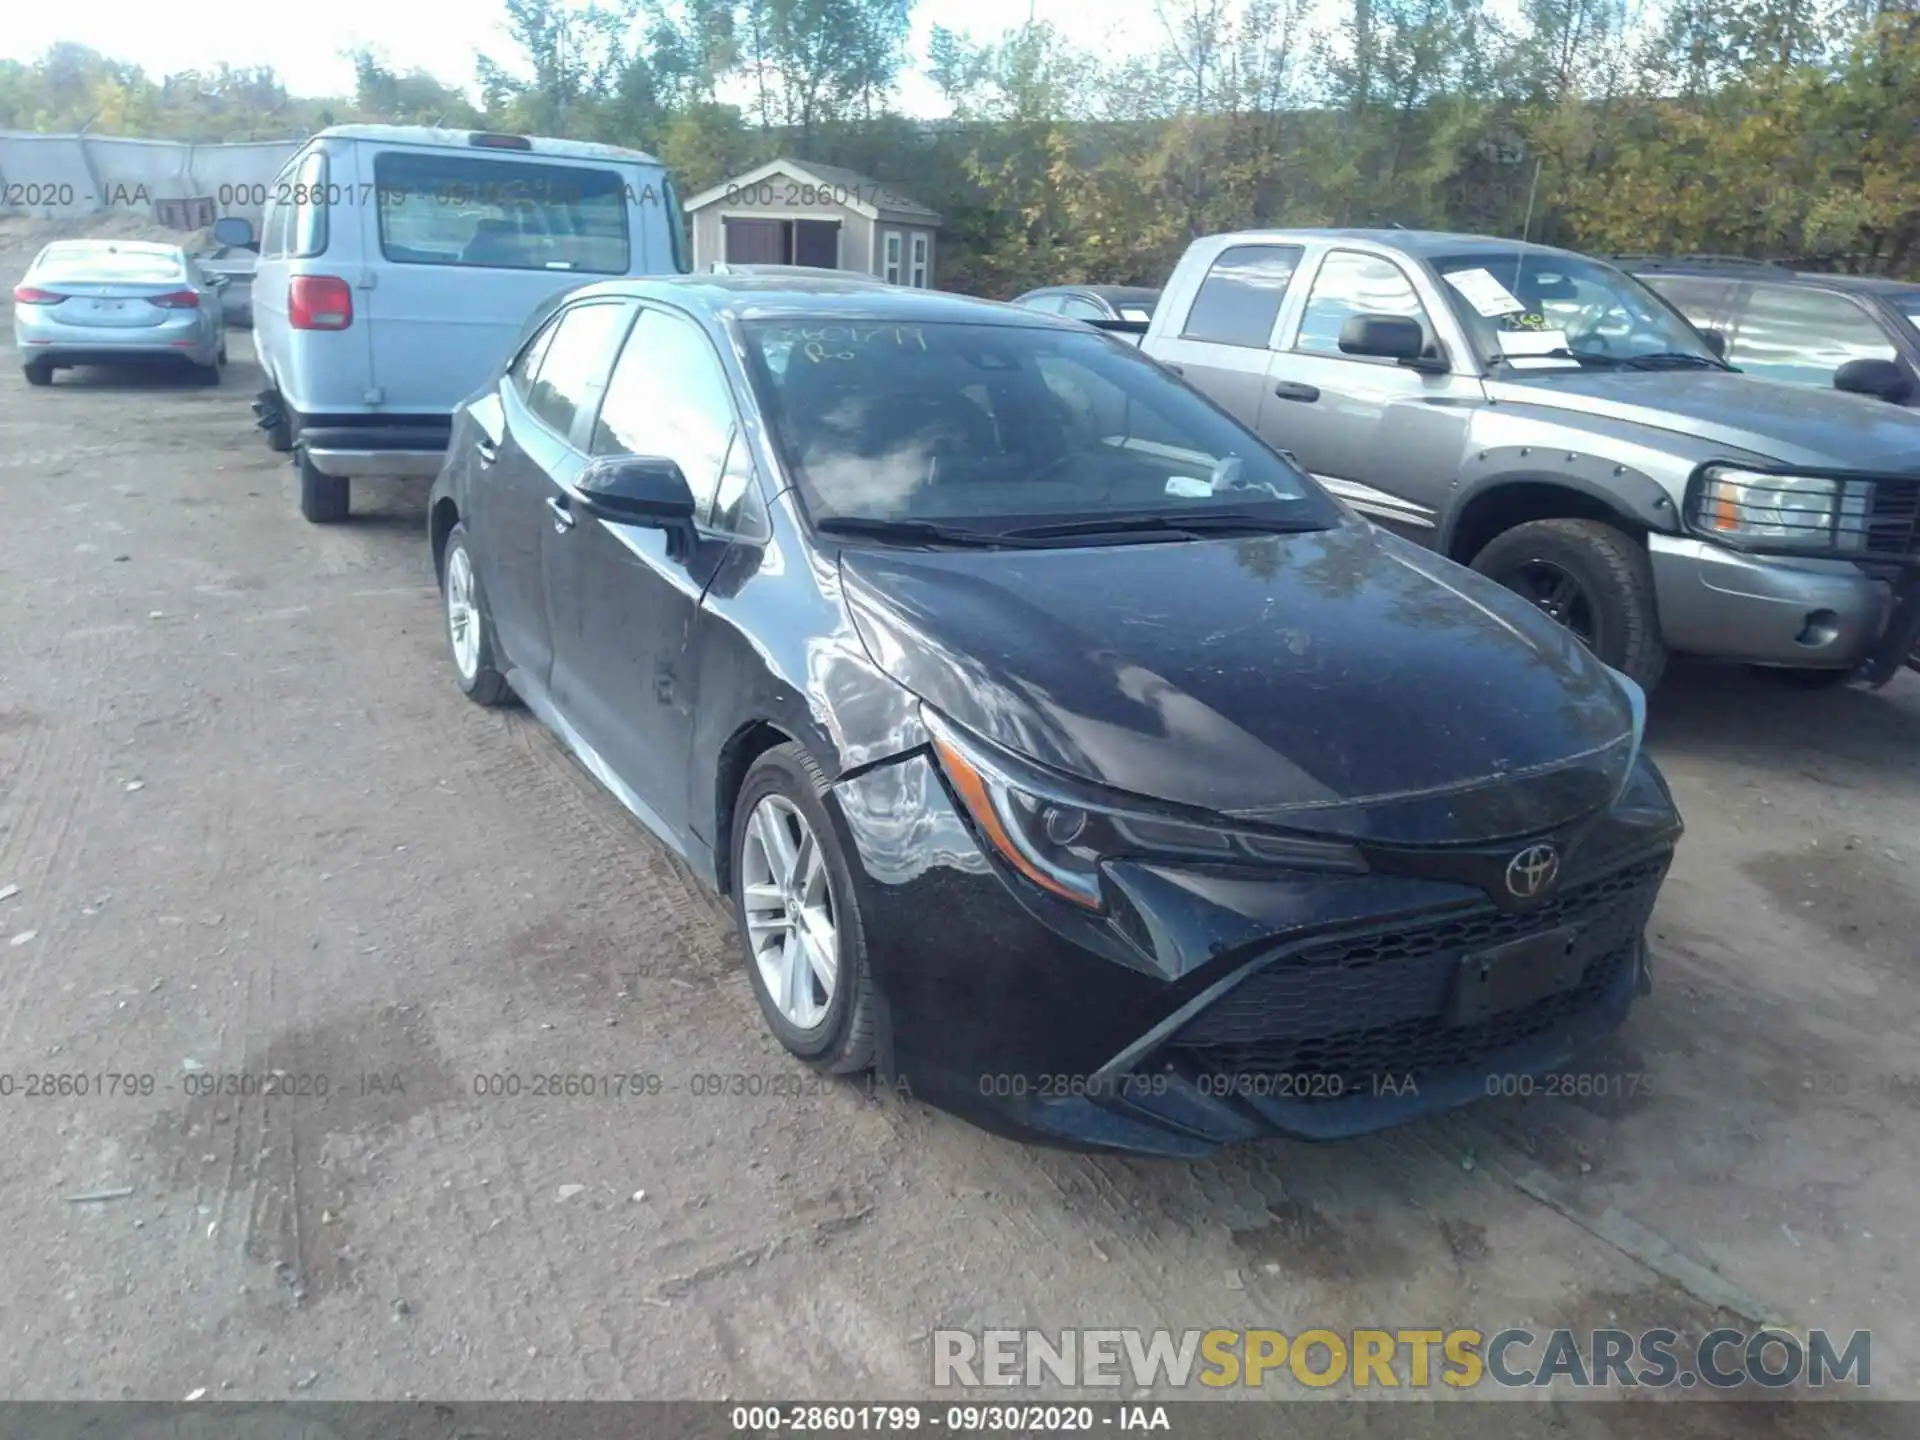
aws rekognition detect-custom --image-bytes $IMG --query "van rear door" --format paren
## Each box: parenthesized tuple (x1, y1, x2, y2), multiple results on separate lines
(353, 140, 667, 415)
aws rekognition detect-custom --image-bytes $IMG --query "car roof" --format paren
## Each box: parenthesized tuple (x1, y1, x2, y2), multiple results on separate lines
(571, 274, 1072, 328)
(1210, 227, 1583, 261)
(314, 123, 663, 166)
(1619, 256, 1920, 297)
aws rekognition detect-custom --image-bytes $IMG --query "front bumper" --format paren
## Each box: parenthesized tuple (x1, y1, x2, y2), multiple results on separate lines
(833, 752, 1679, 1156)
(1647, 534, 1890, 668)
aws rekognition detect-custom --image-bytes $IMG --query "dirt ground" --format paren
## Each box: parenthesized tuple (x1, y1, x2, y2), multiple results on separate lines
(0, 334, 1915, 1433)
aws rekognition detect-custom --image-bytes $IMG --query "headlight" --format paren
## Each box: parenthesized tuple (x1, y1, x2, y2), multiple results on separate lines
(1697, 465, 1870, 552)
(1602, 663, 1647, 802)
(924, 710, 1366, 910)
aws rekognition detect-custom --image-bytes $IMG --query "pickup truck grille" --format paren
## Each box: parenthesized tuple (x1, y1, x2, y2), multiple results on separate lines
(1684, 467, 1920, 565)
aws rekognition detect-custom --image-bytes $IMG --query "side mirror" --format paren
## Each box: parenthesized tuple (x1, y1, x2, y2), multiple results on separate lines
(1699, 328, 1727, 360)
(1339, 313, 1444, 371)
(574, 455, 696, 529)
(1834, 357, 1914, 405)
(212, 216, 258, 252)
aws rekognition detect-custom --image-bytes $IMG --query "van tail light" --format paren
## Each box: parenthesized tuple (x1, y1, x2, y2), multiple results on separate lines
(289, 275, 354, 330)
(12, 286, 65, 305)
(148, 289, 201, 309)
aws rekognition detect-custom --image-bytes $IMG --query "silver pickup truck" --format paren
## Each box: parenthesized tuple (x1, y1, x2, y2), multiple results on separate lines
(1136, 228, 1920, 690)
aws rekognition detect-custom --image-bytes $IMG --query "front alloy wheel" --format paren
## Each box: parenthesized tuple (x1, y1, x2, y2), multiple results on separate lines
(731, 745, 874, 1072)
(742, 795, 838, 1030)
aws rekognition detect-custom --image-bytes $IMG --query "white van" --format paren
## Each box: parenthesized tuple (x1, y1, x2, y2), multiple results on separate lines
(216, 124, 688, 523)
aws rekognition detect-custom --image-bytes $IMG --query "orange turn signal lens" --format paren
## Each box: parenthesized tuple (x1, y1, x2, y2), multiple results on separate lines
(932, 735, 1101, 909)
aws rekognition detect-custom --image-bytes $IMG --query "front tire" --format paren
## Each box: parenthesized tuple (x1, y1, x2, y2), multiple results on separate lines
(1472, 518, 1668, 690)
(297, 451, 349, 524)
(440, 523, 512, 705)
(731, 744, 876, 1074)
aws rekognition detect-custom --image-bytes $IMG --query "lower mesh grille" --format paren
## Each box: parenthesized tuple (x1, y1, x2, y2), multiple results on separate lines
(1164, 856, 1667, 1096)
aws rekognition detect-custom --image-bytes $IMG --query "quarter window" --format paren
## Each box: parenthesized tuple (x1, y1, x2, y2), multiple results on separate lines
(1296, 250, 1434, 358)
(524, 303, 628, 441)
(290, 149, 329, 258)
(593, 309, 756, 534)
(1180, 244, 1303, 348)
(1059, 296, 1108, 320)
(1727, 284, 1901, 388)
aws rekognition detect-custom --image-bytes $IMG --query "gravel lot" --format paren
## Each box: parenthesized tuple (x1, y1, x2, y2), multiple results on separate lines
(0, 336, 1914, 1430)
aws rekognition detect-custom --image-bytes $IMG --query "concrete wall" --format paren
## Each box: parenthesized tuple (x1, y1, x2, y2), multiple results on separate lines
(0, 132, 302, 224)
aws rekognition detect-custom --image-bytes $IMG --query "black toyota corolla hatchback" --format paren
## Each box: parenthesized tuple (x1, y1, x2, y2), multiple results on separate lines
(428, 274, 1684, 1156)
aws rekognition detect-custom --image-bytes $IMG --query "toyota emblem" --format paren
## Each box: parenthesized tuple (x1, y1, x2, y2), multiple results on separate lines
(1505, 843, 1560, 900)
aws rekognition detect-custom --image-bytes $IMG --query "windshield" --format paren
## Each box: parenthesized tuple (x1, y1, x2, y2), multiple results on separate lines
(1430, 252, 1716, 370)
(740, 319, 1338, 534)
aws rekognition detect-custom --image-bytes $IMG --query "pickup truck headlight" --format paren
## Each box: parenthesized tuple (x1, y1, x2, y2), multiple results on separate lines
(1698, 465, 1870, 552)
(924, 710, 1366, 910)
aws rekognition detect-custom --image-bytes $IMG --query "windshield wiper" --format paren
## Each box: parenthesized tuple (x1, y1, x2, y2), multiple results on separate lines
(1619, 351, 1729, 371)
(1000, 511, 1319, 541)
(1487, 349, 1625, 369)
(813, 516, 1047, 549)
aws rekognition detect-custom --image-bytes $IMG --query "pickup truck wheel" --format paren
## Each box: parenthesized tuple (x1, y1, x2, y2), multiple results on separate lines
(297, 452, 350, 524)
(1472, 519, 1667, 689)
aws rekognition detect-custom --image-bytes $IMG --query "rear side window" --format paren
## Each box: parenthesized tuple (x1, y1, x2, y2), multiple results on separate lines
(373, 152, 631, 274)
(1726, 283, 1900, 388)
(524, 302, 628, 441)
(291, 150, 329, 258)
(261, 191, 293, 260)
(1181, 245, 1303, 347)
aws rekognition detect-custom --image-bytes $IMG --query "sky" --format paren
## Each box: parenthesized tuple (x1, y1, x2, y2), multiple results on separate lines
(0, 0, 1174, 119)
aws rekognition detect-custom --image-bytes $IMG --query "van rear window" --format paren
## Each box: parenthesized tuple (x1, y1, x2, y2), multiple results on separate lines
(373, 152, 630, 274)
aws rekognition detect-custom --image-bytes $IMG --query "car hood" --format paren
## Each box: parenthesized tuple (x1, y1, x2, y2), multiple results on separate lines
(1490, 369, 1920, 469)
(842, 520, 1638, 845)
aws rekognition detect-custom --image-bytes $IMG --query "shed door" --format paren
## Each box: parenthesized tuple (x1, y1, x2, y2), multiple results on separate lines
(794, 220, 839, 268)
(724, 218, 784, 264)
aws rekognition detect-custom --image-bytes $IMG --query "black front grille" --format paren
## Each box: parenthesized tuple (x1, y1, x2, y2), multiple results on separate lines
(1868, 480, 1920, 561)
(1164, 856, 1667, 1095)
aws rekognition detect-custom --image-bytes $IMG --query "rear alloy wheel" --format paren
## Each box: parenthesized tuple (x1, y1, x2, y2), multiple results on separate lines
(1472, 518, 1668, 690)
(23, 361, 52, 387)
(297, 450, 350, 524)
(732, 745, 875, 1073)
(441, 523, 511, 705)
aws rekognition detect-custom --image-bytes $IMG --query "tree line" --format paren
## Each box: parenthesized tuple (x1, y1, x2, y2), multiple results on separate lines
(1, 1, 1915, 293)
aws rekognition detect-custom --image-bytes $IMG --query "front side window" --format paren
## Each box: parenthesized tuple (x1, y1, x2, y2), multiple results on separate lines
(1181, 244, 1302, 348)
(523, 302, 628, 440)
(1639, 276, 1739, 333)
(591, 309, 746, 531)
(739, 319, 1337, 534)
(1296, 250, 1433, 358)
(373, 152, 631, 274)
(1727, 284, 1900, 388)
(1430, 251, 1718, 369)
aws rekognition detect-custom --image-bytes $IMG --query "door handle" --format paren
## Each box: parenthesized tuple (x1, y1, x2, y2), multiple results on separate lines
(545, 495, 575, 532)
(475, 437, 498, 467)
(1272, 381, 1321, 402)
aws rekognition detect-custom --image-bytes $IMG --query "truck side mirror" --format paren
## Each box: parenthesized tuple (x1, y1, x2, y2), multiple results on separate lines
(1699, 328, 1727, 360)
(1834, 357, 1914, 405)
(213, 216, 258, 253)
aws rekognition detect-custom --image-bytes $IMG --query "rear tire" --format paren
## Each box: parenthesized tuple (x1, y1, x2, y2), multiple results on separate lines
(1472, 518, 1668, 690)
(23, 361, 51, 387)
(297, 451, 349, 524)
(731, 744, 877, 1075)
(262, 391, 292, 453)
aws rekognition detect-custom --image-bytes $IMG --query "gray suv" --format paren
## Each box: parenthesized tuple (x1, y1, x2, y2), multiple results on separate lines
(1139, 229, 1920, 689)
